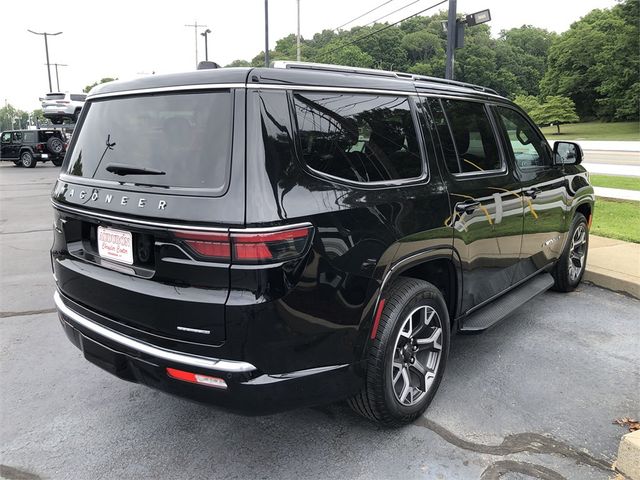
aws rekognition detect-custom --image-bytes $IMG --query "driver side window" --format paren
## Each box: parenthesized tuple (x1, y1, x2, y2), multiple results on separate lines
(495, 107, 552, 169)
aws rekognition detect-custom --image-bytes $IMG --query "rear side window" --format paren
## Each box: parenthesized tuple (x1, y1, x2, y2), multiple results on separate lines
(292, 92, 423, 183)
(431, 98, 503, 175)
(65, 91, 233, 193)
(70, 94, 87, 102)
(23, 132, 37, 143)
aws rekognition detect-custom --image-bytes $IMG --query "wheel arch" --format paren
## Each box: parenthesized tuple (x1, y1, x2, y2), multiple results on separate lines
(374, 247, 462, 333)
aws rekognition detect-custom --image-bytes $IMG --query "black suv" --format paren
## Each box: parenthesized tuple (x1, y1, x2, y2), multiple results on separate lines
(1, 129, 66, 167)
(50, 63, 594, 425)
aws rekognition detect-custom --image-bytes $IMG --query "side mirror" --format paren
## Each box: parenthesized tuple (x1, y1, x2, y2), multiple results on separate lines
(553, 141, 583, 165)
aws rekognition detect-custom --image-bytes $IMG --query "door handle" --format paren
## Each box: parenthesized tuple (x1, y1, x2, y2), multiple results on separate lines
(455, 200, 480, 214)
(525, 188, 541, 199)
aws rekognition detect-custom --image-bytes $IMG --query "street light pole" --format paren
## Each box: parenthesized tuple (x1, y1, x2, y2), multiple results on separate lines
(264, 0, 270, 67)
(27, 30, 62, 92)
(200, 29, 211, 61)
(46, 63, 68, 91)
(445, 0, 456, 80)
(185, 21, 207, 68)
(296, 0, 301, 61)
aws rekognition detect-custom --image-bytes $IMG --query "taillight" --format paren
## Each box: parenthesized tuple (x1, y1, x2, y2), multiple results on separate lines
(173, 231, 231, 260)
(173, 225, 312, 264)
(35, 143, 44, 151)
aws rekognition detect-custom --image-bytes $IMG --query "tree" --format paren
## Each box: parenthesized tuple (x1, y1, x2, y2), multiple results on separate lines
(318, 42, 373, 68)
(0, 104, 28, 131)
(226, 59, 251, 67)
(541, 0, 639, 121)
(532, 96, 579, 133)
(83, 77, 117, 93)
(514, 95, 540, 116)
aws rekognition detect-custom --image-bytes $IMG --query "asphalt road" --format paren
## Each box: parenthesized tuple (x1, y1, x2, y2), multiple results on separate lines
(1, 163, 639, 480)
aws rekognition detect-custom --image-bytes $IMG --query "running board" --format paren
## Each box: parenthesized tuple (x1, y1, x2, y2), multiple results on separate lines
(459, 273, 555, 333)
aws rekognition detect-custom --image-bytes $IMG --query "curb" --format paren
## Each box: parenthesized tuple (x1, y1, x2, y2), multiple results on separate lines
(615, 430, 640, 479)
(583, 268, 640, 300)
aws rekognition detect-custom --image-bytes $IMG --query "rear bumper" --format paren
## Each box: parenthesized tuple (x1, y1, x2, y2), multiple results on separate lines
(54, 291, 363, 414)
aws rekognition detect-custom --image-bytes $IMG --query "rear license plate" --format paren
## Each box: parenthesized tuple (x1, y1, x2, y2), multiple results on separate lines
(41, 154, 49, 159)
(97, 226, 133, 265)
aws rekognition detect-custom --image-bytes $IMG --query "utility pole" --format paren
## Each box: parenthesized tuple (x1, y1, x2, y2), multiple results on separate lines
(296, 0, 301, 61)
(264, 0, 270, 67)
(445, 0, 456, 80)
(185, 21, 207, 68)
(46, 63, 68, 91)
(28, 30, 62, 92)
(200, 29, 211, 61)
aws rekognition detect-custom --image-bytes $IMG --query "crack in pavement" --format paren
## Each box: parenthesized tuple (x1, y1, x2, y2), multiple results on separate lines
(0, 308, 56, 318)
(480, 460, 567, 480)
(415, 417, 611, 472)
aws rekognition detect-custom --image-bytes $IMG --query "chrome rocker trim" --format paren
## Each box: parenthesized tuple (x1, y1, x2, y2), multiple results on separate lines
(53, 291, 257, 373)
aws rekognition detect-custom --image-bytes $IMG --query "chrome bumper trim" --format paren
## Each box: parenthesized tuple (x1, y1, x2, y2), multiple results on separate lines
(53, 291, 257, 373)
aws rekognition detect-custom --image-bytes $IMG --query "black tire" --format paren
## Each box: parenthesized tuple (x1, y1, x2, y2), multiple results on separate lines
(46, 137, 64, 155)
(51, 117, 64, 125)
(552, 213, 589, 292)
(348, 277, 450, 426)
(73, 108, 81, 122)
(20, 151, 36, 168)
(52, 158, 63, 167)
(13, 160, 22, 167)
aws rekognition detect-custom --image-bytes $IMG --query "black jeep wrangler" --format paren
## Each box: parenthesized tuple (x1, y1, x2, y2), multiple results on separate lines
(1, 129, 66, 167)
(51, 63, 594, 426)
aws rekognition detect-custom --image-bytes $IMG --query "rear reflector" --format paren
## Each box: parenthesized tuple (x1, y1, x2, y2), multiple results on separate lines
(173, 225, 312, 264)
(166, 367, 227, 389)
(370, 298, 386, 340)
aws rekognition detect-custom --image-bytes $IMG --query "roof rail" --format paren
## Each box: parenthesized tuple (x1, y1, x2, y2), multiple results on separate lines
(272, 61, 499, 96)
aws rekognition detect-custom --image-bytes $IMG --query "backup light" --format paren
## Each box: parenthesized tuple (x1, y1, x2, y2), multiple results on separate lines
(166, 367, 228, 389)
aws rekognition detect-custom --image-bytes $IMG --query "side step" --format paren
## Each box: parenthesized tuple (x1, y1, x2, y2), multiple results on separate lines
(459, 273, 555, 333)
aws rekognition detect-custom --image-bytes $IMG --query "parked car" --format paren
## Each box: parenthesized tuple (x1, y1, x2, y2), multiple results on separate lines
(50, 62, 594, 426)
(1, 129, 67, 167)
(41, 92, 87, 124)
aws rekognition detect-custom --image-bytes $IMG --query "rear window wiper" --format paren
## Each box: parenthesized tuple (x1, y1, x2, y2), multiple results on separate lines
(105, 163, 166, 176)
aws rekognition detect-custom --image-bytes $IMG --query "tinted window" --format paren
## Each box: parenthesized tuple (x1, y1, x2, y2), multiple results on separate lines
(65, 92, 233, 192)
(12, 132, 22, 142)
(46, 93, 65, 100)
(437, 99, 503, 174)
(23, 132, 37, 143)
(426, 98, 460, 173)
(495, 106, 551, 168)
(293, 92, 423, 182)
(70, 94, 87, 102)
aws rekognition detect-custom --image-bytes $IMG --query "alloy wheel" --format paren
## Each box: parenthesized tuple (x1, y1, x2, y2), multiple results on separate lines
(391, 305, 443, 407)
(568, 224, 587, 281)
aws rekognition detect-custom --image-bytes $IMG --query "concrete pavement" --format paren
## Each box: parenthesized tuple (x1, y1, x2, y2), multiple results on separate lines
(585, 235, 640, 299)
(593, 186, 640, 201)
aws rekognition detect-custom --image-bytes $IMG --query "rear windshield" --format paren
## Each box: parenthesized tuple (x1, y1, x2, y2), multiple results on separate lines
(65, 91, 233, 192)
(70, 94, 87, 102)
(46, 93, 65, 100)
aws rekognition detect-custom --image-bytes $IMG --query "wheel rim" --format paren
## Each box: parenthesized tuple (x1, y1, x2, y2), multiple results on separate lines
(21, 153, 32, 166)
(390, 305, 443, 407)
(568, 224, 587, 281)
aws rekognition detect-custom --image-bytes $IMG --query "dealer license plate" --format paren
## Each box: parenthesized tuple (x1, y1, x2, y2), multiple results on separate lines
(97, 226, 133, 265)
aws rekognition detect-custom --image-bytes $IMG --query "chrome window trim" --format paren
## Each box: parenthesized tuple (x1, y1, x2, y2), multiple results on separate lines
(54, 291, 257, 373)
(87, 83, 246, 100)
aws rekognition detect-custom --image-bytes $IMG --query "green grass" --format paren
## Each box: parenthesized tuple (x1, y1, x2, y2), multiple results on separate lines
(592, 199, 640, 243)
(589, 174, 640, 192)
(541, 121, 640, 141)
